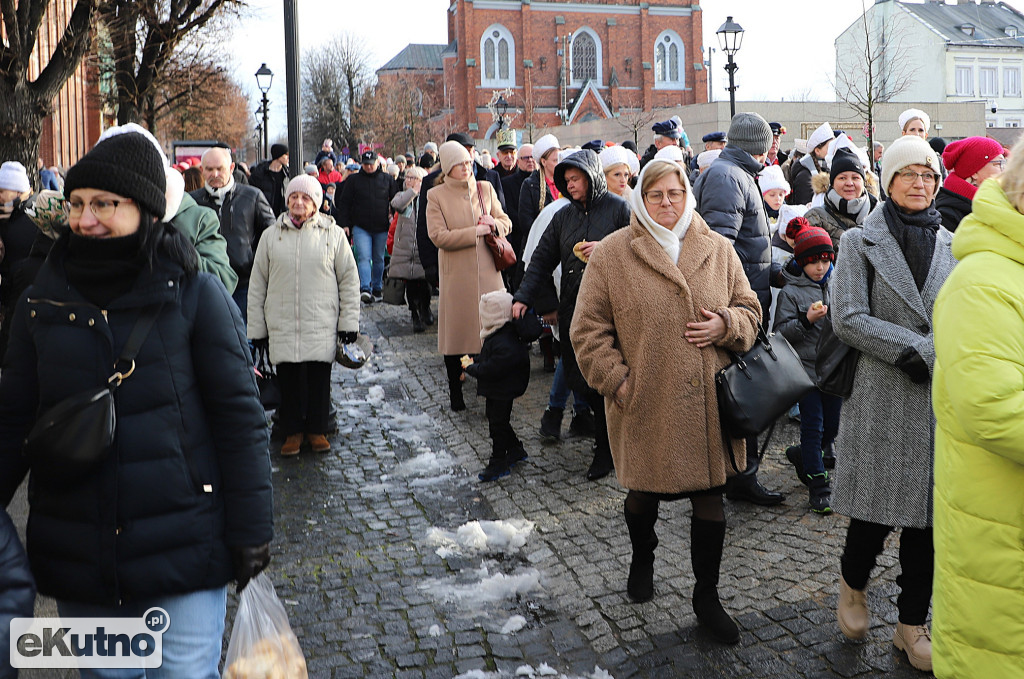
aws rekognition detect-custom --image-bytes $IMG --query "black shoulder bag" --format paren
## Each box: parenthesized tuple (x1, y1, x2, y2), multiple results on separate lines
(24, 305, 163, 483)
(815, 261, 873, 398)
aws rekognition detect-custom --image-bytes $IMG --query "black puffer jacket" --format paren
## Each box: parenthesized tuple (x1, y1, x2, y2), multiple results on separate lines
(788, 154, 826, 206)
(337, 166, 398, 234)
(191, 184, 275, 287)
(935, 186, 972, 232)
(0, 508, 34, 679)
(0, 237, 273, 605)
(465, 315, 544, 400)
(501, 168, 532, 255)
(692, 145, 772, 323)
(514, 150, 631, 392)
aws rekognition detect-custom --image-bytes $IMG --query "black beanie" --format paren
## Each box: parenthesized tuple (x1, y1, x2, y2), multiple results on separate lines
(271, 143, 288, 160)
(65, 132, 166, 218)
(829, 148, 865, 185)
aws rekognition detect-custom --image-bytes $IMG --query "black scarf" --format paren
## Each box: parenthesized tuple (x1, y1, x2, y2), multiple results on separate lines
(882, 199, 940, 292)
(64, 232, 146, 307)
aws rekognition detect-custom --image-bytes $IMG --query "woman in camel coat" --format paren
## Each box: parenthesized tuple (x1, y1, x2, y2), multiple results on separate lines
(571, 159, 760, 645)
(427, 141, 511, 410)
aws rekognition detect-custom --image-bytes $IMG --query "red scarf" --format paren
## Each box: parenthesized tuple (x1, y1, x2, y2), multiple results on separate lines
(544, 175, 561, 200)
(943, 173, 977, 201)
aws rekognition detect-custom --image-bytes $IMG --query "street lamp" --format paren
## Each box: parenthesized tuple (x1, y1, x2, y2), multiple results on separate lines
(716, 16, 744, 118)
(496, 95, 509, 131)
(255, 63, 274, 160)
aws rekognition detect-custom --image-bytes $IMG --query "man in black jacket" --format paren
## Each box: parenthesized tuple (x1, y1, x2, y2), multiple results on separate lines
(337, 150, 398, 303)
(512, 149, 630, 481)
(191, 146, 276, 322)
(248, 143, 289, 216)
(693, 112, 784, 507)
(501, 142, 535, 270)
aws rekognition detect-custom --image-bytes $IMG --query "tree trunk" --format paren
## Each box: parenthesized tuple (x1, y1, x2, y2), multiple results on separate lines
(0, 90, 46, 192)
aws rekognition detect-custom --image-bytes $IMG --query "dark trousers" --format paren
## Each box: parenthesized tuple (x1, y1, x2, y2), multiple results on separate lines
(798, 388, 843, 476)
(841, 518, 934, 626)
(584, 391, 611, 457)
(276, 361, 332, 436)
(231, 285, 248, 324)
(405, 279, 430, 311)
(485, 398, 520, 454)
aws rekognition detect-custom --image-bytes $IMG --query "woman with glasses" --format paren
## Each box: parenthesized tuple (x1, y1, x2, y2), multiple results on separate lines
(569, 159, 761, 643)
(830, 135, 956, 673)
(0, 131, 273, 678)
(935, 137, 1005, 231)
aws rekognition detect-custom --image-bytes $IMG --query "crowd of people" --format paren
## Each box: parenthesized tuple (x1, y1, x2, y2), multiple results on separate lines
(0, 104, 1020, 678)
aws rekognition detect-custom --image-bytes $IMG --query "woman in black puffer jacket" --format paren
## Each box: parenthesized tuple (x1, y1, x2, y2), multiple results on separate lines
(0, 131, 273, 679)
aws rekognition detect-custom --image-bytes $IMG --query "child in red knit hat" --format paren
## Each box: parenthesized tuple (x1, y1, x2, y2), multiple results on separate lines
(773, 217, 842, 514)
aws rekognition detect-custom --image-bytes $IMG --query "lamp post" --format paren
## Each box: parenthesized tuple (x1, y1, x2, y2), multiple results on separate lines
(716, 16, 744, 118)
(255, 63, 274, 160)
(496, 95, 509, 131)
(255, 105, 266, 163)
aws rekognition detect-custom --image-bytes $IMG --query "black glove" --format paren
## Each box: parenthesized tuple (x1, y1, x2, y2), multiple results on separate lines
(338, 331, 358, 344)
(895, 347, 930, 384)
(252, 337, 269, 356)
(231, 543, 271, 593)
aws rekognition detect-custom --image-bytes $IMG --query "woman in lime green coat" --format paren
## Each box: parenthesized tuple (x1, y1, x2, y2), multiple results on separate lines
(932, 144, 1024, 679)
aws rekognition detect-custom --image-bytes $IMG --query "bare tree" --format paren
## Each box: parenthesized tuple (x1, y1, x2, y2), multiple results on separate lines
(302, 32, 373, 157)
(0, 0, 97, 180)
(833, 0, 917, 153)
(612, 91, 662, 149)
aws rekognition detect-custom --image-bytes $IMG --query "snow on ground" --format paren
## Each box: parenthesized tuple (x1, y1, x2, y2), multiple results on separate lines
(425, 519, 535, 558)
(355, 368, 402, 384)
(453, 666, 614, 679)
(500, 615, 527, 634)
(420, 564, 542, 606)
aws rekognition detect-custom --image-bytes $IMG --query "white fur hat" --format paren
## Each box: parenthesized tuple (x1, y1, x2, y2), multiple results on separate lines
(0, 161, 31, 194)
(557, 148, 578, 163)
(899, 108, 930, 134)
(881, 135, 942, 197)
(758, 165, 791, 195)
(793, 138, 809, 155)
(479, 290, 513, 340)
(696, 149, 721, 169)
(654, 145, 685, 162)
(534, 134, 560, 163)
(807, 122, 834, 151)
(599, 145, 640, 176)
(826, 133, 870, 172)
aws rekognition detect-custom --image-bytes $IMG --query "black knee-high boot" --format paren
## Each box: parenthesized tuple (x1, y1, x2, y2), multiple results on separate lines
(586, 394, 613, 480)
(624, 499, 659, 602)
(691, 517, 739, 644)
(443, 355, 465, 411)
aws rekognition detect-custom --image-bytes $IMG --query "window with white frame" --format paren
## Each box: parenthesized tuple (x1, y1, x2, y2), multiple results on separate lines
(654, 30, 685, 88)
(980, 67, 998, 97)
(570, 28, 602, 85)
(956, 65, 974, 96)
(1007, 119, 1021, 128)
(987, 119, 996, 128)
(480, 24, 515, 87)
(1005, 67, 1022, 97)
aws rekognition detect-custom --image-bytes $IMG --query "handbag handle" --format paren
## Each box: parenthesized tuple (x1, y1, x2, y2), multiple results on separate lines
(475, 182, 497, 234)
(720, 327, 776, 373)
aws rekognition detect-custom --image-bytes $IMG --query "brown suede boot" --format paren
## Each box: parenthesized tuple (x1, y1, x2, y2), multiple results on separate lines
(893, 623, 932, 672)
(306, 434, 331, 453)
(281, 434, 303, 456)
(837, 575, 870, 640)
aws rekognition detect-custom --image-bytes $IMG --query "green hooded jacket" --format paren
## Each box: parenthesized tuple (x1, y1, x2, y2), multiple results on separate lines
(170, 192, 238, 293)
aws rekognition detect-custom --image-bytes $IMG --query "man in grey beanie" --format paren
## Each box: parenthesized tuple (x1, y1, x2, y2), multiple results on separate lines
(693, 111, 784, 506)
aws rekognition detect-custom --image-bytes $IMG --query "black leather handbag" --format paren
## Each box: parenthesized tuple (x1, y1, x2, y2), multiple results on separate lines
(382, 276, 407, 305)
(716, 330, 815, 440)
(815, 314, 858, 398)
(23, 306, 162, 483)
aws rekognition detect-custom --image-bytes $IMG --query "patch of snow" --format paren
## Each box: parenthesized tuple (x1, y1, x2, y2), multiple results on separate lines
(356, 369, 402, 384)
(500, 615, 527, 635)
(428, 624, 442, 637)
(425, 519, 534, 558)
(367, 385, 385, 404)
(421, 565, 542, 606)
(453, 666, 615, 679)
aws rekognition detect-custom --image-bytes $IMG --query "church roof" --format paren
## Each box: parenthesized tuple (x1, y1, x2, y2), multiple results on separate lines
(898, 0, 1024, 47)
(378, 44, 446, 72)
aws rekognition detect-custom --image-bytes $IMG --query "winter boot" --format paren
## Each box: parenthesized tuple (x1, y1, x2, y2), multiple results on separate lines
(893, 623, 932, 672)
(539, 407, 563, 442)
(479, 447, 510, 482)
(822, 442, 837, 470)
(507, 440, 529, 468)
(411, 306, 425, 333)
(624, 502, 659, 603)
(419, 297, 435, 326)
(281, 434, 303, 457)
(444, 355, 466, 412)
(539, 334, 556, 373)
(568, 409, 595, 438)
(786, 445, 811, 486)
(306, 434, 331, 453)
(586, 440, 614, 481)
(808, 473, 832, 514)
(837, 575, 870, 640)
(690, 517, 740, 644)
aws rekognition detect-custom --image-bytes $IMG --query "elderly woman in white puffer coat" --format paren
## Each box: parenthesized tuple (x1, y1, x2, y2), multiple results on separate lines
(248, 174, 360, 456)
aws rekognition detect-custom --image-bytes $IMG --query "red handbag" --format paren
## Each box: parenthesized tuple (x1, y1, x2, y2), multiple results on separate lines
(476, 182, 516, 272)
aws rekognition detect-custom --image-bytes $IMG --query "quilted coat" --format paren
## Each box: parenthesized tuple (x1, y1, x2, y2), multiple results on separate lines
(248, 211, 359, 364)
(570, 214, 761, 493)
(931, 178, 1024, 679)
(388, 188, 425, 280)
(170, 192, 238, 293)
(830, 206, 956, 528)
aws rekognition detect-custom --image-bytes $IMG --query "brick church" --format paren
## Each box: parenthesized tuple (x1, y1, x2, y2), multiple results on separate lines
(378, 0, 707, 140)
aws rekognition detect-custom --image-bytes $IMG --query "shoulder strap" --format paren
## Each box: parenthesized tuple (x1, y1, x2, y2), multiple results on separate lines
(110, 304, 163, 385)
(476, 181, 487, 217)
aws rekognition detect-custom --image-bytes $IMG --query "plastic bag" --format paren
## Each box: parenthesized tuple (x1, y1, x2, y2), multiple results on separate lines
(223, 573, 307, 679)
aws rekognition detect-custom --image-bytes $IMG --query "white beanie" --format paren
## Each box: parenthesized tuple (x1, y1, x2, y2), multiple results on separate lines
(0, 161, 31, 193)
(826, 134, 871, 174)
(98, 123, 185, 222)
(881, 135, 942, 197)
(696, 149, 721, 169)
(424, 141, 438, 153)
(898, 108, 930, 134)
(775, 204, 808, 235)
(793, 139, 809, 155)
(285, 173, 324, 209)
(654, 145, 685, 162)
(807, 122, 834, 152)
(599, 145, 640, 176)
(479, 290, 513, 340)
(533, 134, 560, 163)
(758, 165, 791, 195)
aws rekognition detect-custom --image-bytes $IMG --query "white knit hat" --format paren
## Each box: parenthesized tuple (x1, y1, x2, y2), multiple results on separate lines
(533, 134, 560, 163)
(0, 161, 31, 193)
(898, 108, 930, 134)
(654, 145, 685, 162)
(696, 149, 721, 169)
(826, 133, 870, 173)
(807, 122, 834, 152)
(285, 173, 324, 208)
(758, 165, 791, 196)
(776, 204, 808, 234)
(880, 135, 942, 197)
(599, 145, 639, 176)
(479, 290, 513, 340)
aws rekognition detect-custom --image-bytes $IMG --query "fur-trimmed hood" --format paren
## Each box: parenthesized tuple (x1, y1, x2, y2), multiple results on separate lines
(811, 171, 831, 196)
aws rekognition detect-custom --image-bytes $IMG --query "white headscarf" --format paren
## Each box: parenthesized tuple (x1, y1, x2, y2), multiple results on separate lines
(629, 159, 696, 265)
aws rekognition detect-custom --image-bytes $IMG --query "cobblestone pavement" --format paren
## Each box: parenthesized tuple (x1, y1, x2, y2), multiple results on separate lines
(12, 300, 929, 679)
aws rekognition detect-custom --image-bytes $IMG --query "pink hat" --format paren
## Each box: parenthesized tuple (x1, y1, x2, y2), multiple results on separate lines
(286, 173, 323, 208)
(943, 137, 1004, 179)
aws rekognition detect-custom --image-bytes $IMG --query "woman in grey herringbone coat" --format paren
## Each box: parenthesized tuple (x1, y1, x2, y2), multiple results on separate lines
(829, 135, 956, 673)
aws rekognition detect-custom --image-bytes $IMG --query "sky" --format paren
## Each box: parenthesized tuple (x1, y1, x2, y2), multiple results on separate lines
(228, 0, 1024, 138)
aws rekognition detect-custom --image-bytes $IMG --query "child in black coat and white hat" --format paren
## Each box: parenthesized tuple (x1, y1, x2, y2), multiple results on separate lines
(464, 290, 543, 481)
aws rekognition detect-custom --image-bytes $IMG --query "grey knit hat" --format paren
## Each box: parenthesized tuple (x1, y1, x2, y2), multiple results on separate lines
(727, 112, 773, 156)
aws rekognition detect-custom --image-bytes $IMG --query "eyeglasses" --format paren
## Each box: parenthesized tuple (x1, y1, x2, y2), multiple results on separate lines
(989, 159, 1006, 169)
(520, 155, 534, 161)
(895, 170, 940, 186)
(644, 189, 687, 204)
(64, 197, 133, 220)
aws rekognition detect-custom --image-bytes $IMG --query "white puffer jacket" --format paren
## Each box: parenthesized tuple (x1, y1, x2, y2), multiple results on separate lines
(248, 211, 360, 363)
